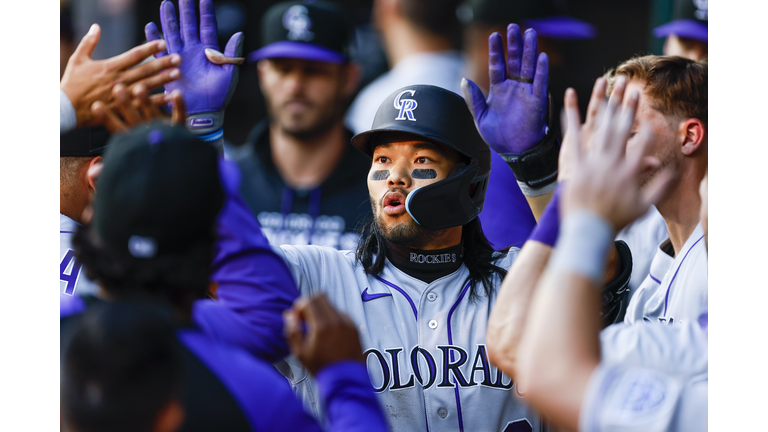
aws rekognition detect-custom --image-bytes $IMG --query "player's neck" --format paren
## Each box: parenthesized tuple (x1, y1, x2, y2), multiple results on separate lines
(382, 21, 455, 67)
(269, 122, 347, 190)
(657, 167, 703, 255)
(60, 186, 88, 225)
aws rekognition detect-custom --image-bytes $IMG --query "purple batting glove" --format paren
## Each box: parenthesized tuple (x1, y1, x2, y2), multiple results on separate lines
(461, 24, 549, 156)
(146, 0, 243, 142)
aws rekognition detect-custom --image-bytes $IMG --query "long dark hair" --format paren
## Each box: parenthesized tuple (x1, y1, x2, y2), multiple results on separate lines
(356, 216, 507, 300)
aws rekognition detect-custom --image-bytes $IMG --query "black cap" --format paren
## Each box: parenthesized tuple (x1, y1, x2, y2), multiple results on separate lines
(654, 0, 708, 41)
(248, 1, 353, 64)
(60, 126, 112, 157)
(92, 123, 224, 259)
(457, 0, 596, 39)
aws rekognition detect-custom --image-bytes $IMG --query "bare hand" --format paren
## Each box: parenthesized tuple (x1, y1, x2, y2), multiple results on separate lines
(284, 294, 365, 376)
(91, 84, 186, 133)
(60, 24, 182, 128)
(559, 76, 674, 231)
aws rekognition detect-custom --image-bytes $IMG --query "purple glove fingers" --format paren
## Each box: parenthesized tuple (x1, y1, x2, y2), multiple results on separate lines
(199, 0, 219, 47)
(506, 23, 523, 77)
(179, 0, 200, 46)
(533, 53, 549, 99)
(520, 28, 539, 80)
(144, 22, 169, 58)
(160, 0, 183, 54)
(488, 32, 507, 85)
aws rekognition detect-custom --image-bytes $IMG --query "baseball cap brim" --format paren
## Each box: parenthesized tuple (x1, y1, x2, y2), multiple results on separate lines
(654, 19, 708, 42)
(523, 16, 597, 39)
(248, 40, 347, 64)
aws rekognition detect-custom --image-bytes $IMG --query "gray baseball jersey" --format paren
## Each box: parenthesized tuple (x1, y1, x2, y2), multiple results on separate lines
(274, 245, 543, 432)
(581, 316, 708, 432)
(624, 223, 707, 326)
(60, 214, 98, 297)
(615, 206, 668, 297)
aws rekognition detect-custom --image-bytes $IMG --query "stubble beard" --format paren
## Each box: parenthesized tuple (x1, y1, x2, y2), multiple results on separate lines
(370, 194, 446, 249)
(265, 93, 342, 141)
(638, 144, 679, 190)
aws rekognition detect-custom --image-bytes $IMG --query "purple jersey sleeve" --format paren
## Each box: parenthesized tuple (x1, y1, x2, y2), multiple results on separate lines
(193, 159, 300, 362)
(317, 361, 390, 432)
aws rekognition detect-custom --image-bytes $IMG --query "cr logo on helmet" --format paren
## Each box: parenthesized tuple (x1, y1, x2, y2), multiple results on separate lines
(394, 90, 418, 121)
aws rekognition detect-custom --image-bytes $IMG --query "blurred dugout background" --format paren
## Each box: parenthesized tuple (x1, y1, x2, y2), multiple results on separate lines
(60, 0, 679, 146)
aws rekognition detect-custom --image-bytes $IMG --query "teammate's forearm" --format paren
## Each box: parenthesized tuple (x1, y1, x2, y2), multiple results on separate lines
(516, 211, 613, 430)
(486, 240, 551, 381)
(524, 189, 554, 222)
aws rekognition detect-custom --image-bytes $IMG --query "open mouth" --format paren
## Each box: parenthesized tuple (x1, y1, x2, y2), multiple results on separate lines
(383, 191, 407, 215)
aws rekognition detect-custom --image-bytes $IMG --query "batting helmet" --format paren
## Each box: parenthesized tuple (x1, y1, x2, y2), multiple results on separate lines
(351, 85, 491, 230)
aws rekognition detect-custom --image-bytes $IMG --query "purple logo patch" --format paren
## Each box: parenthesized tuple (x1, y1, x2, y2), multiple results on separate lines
(189, 117, 214, 128)
(147, 129, 164, 145)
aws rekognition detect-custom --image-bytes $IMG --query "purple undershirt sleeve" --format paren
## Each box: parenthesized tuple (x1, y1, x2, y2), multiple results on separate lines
(194, 159, 300, 362)
(316, 361, 391, 432)
(527, 183, 561, 247)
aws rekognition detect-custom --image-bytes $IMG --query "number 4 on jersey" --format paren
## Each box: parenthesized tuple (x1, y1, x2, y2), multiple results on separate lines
(60, 250, 82, 296)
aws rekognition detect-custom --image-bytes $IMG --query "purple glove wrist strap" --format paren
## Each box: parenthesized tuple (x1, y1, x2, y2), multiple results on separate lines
(528, 183, 561, 247)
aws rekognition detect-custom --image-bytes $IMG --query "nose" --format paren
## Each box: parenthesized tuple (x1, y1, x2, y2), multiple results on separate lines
(387, 161, 411, 189)
(284, 70, 306, 95)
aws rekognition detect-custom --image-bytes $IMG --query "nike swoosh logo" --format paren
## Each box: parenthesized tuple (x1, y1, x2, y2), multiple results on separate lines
(361, 287, 393, 302)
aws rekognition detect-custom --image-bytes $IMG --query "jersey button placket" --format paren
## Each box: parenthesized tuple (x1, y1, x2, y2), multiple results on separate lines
(428, 319, 438, 329)
(427, 292, 437, 302)
(437, 408, 448, 418)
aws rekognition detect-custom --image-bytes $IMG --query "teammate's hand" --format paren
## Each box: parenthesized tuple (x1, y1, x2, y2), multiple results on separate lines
(461, 24, 549, 155)
(559, 77, 674, 231)
(284, 294, 365, 376)
(91, 83, 186, 134)
(60, 24, 182, 128)
(145, 0, 243, 126)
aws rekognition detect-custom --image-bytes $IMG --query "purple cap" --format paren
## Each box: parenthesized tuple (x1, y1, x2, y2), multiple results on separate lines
(248, 40, 348, 64)
(523, 16, 597, 39)
(654, 19, 708, 42)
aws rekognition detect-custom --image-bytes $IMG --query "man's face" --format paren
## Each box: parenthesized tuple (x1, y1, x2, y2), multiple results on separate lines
(368, 140, 462, 248)
(258, 58, 348, 138)
(624, 79, 681, 189)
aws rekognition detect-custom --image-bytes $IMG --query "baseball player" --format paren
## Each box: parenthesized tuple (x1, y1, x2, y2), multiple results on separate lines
(61, 123, 389, 432)
(226, 1, 370, 250)
(605, 56, 707, 327)
(271, 25, 630, 431)
(142, 3, 632, 429)
(508, 82, 707, 432)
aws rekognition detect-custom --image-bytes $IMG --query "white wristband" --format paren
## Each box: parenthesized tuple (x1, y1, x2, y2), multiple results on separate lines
(548, 211, 615, 284)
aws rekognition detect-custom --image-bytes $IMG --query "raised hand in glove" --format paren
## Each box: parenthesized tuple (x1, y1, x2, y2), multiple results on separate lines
(145, 0, 244, 142)
(461, 24, 549, 156)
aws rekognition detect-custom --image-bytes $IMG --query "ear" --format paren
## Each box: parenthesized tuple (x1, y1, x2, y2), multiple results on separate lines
(341, 62, 362, 98)
(256, 59, 268, 93)
(86, 156, 103, 192)
(679, 118, 706, 156)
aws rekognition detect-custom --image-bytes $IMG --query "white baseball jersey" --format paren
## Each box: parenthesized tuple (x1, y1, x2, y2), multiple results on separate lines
(274, 245, 544, 432)
(581, 317, 708, 432)
(60, 214, 99, 297)
(615, 206, 668, 297)
(624, 223, 707, 326)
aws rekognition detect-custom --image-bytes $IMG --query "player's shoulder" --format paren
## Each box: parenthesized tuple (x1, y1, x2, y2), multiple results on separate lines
(278, 244, 359, 267)
(491, 248, 519, 267)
